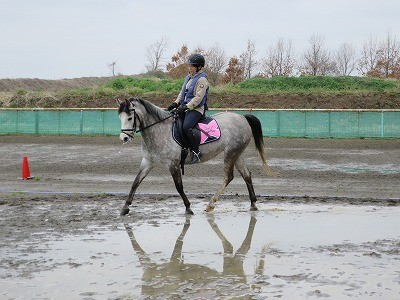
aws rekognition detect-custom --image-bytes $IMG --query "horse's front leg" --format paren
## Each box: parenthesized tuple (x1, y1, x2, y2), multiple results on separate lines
(121, 158, 153, 216)
(169, 163, 193, 215)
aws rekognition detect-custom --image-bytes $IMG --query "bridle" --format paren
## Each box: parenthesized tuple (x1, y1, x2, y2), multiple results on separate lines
(120, 107, 140, 139)
(120, 104, 174, 139)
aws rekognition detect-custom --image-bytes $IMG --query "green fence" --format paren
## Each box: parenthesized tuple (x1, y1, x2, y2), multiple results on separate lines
(1, 108, 399, 138)
(0, 109, 118, 136)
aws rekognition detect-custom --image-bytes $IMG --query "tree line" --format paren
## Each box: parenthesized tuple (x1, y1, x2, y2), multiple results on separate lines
(114, 32, 400, 85)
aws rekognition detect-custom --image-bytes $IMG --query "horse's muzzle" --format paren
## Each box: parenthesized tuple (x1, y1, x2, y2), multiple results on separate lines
(120, 133, 132, 144)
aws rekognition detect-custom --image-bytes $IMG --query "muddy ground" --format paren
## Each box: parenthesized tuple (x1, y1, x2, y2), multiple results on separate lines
(0, 135, 400, 299)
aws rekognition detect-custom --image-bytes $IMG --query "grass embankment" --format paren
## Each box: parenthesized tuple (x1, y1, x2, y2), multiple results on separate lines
(1, 76, 400, 109)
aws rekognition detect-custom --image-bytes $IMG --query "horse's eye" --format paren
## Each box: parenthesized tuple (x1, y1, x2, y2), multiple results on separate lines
(128, 117, 133, 121)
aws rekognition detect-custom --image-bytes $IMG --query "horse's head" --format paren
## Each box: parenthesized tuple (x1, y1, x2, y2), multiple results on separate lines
(117, 98, 136, 143)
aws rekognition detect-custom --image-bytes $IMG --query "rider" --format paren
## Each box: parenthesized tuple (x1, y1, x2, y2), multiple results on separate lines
(167, 53, 209, 164)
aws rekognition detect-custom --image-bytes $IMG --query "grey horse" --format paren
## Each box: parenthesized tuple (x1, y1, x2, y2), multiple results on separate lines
(118, 97, 274, 216)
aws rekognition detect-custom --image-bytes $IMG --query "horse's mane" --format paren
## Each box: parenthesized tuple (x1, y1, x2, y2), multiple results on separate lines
(134, 98, 170, 121)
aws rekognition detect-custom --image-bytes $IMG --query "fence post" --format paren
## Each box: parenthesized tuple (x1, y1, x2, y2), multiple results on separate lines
(35, 110, 39, 134)
(328, 111, 332, 138)
(304, 111, 308, 137)
(80, 110, 83, 135)
(16, 110, 19, 134)
(276, 110, 281, 137)
(102, 110, 105, 135)
(57, 110, 61, 135)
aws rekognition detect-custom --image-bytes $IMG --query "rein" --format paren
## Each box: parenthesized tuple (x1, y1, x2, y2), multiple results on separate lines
(121, 107, 174, 139)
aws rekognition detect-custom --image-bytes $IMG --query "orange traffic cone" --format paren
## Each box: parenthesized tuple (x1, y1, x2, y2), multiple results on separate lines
(21, 156, 35, 180)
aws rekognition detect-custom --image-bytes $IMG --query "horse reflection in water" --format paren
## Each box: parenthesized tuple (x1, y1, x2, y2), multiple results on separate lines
(124, 215, 266, 298)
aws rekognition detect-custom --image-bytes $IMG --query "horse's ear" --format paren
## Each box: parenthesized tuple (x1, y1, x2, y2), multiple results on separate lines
(116, 98, 123, 105)
(125, 98, 131, 106)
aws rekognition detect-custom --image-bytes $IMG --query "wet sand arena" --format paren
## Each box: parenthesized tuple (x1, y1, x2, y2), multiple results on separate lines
(1, 136, 400, 299)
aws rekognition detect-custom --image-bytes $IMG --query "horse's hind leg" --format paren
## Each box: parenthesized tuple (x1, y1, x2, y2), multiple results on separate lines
(235, 157, 258, 211)
(206, 160, 235, 212)
(121, 158, 152, 216)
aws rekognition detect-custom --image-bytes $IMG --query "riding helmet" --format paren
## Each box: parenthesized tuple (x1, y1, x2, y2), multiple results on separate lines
(186, 53, 205, 67)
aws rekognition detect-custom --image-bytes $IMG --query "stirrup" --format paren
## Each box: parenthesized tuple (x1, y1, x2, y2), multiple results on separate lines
(191, 151, 201, 164)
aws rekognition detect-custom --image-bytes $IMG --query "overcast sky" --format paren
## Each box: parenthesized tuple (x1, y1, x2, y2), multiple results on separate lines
(1, 0, 399, 79)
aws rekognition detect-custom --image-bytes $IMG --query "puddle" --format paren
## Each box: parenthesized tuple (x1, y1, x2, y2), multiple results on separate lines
(268, 158, 400, 174)
(1, 200, 399, 299)
(1, 229, 141, 299)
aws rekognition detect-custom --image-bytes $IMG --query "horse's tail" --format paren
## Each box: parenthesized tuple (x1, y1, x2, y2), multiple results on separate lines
(244, 114, 277, 176)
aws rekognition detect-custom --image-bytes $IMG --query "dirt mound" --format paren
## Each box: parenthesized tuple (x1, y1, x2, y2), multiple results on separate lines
(0, 77, 113, 92)
(206, 92, 400, 109)
(1, 77, 400, 109)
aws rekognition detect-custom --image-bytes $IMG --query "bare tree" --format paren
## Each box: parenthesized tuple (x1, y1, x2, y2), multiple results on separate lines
(192, 46, 206, 55)
(358, 35, 379, 76)
(335, 43, 357, 76)
(376, 31, 400, 78)
(108, 61, 117, 76)
(300, 34, 335, 75)
(145, 37, 169, 72)
(205, 44, 228, 85)
(240, 40, 258, 79)
(262, 38, 296, 77)
(359, 32, 400, 78)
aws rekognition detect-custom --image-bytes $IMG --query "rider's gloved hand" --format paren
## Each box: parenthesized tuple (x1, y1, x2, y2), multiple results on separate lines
(167, 102, 178, 111)
(178, 104, 187, 114)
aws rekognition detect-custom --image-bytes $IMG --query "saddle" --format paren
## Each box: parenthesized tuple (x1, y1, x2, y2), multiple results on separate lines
(172, 114, 221, 174)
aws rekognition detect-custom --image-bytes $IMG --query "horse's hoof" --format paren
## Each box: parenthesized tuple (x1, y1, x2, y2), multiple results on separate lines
(120, 207, 130, 216)
(250, 205, 258, 211)
(186, 208, 194, 215)
(205, 205, 214, 212)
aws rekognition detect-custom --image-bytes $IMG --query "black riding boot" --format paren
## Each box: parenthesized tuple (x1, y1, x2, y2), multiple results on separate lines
(185, 129, 201, 164)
